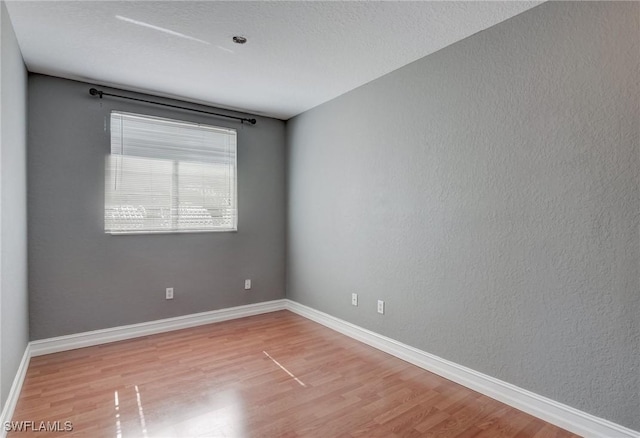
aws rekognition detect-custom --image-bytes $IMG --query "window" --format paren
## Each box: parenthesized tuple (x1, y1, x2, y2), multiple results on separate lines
(105, 111, 237, 234)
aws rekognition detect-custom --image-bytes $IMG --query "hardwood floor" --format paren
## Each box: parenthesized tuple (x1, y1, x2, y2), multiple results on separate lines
(10, 311, 579, 437)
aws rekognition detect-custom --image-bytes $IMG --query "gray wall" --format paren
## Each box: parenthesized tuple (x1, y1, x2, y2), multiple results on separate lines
(28, 75, 286, 340)
(287, 1, 639, 430)
(0, 1, 29, 407)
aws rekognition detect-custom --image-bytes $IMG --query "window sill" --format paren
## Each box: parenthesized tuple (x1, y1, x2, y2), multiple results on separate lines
(106, 229, 238, 235)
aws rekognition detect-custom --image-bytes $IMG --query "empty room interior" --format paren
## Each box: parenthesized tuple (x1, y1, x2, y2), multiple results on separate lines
(0, 1, 638, 437)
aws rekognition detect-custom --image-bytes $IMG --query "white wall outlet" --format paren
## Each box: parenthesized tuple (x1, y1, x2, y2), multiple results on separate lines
(244, 279, 251, 290)
(166, 287, 174, 300)
(377, 300, 384, 314)
(351, 293, 358, 306)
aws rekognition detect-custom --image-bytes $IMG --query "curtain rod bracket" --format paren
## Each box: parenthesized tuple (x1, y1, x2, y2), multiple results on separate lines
(88, 87, 256, 125)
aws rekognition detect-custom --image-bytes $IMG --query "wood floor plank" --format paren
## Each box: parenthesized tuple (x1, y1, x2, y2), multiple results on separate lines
(9, 311, 580, 437)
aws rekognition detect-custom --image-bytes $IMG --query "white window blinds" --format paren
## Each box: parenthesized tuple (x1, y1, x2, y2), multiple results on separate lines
(105, 111, 237, 234)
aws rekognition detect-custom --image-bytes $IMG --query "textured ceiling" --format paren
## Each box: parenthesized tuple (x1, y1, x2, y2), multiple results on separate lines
(5, 1, 541, 120)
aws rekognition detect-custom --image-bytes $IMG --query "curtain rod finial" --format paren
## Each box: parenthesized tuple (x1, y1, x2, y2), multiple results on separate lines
(89, 88, 103, 98)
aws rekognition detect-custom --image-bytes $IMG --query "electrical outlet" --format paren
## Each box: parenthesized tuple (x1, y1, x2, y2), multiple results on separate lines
(351, 293, 358, 306)
(166, 287, 174, 300)
(244, 279, 251, 290)
(377, 300, 384, 314)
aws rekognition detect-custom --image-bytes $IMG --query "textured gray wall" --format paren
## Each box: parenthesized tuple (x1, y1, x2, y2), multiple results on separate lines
(28, 75, 286, 340)
(0, 2, 29, 406)
(287, 2, 639, 430)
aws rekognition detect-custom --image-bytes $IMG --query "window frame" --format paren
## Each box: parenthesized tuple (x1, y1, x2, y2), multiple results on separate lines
(105, 111, 238, 235)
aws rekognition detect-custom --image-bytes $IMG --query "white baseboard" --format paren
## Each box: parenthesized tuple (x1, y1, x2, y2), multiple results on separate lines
(0, 345, 31, 438)
(30, 299, 286, 356)
(284, 300, 639, 438)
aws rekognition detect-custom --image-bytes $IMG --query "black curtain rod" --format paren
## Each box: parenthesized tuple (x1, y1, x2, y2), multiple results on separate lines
(89, 88, 257, 125)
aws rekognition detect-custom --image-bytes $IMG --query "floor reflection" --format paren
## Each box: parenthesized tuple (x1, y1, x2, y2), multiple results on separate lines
(180, 390, 244, 437)
(134, 385, 148, 438)
(263, 350, 307, 387)
(114, 390, 122, 438)
(112, 386, 247, 437)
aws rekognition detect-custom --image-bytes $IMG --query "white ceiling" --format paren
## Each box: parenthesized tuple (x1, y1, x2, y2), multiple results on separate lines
(6, 1, 541, 120)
